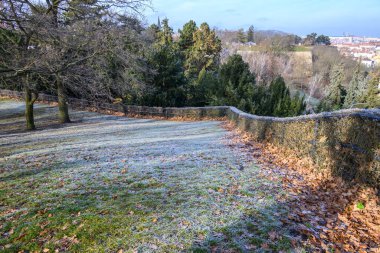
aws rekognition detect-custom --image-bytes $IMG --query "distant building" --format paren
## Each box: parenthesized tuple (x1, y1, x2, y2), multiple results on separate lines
(362, 59, 375, 68)
(331, 37, 380, 67)
(330, 36, 380, 45)
(245, 42, 256, 46)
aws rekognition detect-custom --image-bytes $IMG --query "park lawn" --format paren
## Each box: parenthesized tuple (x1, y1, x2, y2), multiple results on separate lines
(0, 101, 297, 252)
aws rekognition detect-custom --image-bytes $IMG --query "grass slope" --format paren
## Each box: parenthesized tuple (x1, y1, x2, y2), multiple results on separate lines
(0, 100, 296, 252)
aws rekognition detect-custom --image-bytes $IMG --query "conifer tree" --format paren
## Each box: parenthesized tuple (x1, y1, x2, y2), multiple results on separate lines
(157, 19, 174, 45)
(178, 20, 197, 51)
(237, 28, 247, 43)
(357, 74, 370, 104)
(290, 92, 306, 116)
(147, 24, 161, 41)
(262, 77, 305, 117)
(184, 23, 221, 78)
(365, 75, 380, 108)
(327, 63, 345, 109)
(217, 54, 256, 113)
(247, 26, 255, 42)
(344, 64, 361, 108)
(269, 77, 290, 116)
(146, 18, 186, 107)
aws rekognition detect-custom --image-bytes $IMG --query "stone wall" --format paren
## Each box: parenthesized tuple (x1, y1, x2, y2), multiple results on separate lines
(227, 106, 380, 189)
(0, 90, 228, 119)
(1, 89, 379, 188)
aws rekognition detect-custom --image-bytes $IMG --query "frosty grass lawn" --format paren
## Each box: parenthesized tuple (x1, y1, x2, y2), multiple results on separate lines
(0, 100, 296, 252)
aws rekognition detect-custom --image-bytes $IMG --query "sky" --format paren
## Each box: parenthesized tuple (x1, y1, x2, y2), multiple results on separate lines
(143, 0, 380, 37)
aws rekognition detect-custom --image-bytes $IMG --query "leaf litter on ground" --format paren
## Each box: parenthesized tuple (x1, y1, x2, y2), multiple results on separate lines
(222, 121, 380, 252)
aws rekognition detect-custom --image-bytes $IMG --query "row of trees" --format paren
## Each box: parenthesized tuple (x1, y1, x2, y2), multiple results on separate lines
(228, 28, 330, 48)
(213, 55, 305, 117)
(142, 19, 306, 117)
(319, 63, 379, 111)
(236, 26, 255, 43)
(304, 33, 331, 46)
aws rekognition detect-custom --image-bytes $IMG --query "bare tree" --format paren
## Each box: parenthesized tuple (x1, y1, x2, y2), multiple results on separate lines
(37, 0, 149, 123)
(0, 0, 48, 129)
(0, 0, 150, 128)
(306, 74, 323, 112)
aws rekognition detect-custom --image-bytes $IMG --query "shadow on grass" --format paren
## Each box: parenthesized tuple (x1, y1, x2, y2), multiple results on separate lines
(0, 106, 57, 120)
(0, 161, 66, 182)
(188, 174, 378, 253)
(0, 107, 80, 135)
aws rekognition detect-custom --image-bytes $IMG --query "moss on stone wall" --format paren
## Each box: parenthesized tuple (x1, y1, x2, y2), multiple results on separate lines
(227, 107, 380, 189)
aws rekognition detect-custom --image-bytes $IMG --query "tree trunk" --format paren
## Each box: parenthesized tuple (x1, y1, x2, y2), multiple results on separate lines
(25, 85, 36, 130)
(57, 77, 71, 123)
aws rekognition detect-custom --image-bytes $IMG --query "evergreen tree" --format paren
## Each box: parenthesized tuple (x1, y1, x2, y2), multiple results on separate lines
(215, 54, 256, 113)
(365, 74, 380, 108)
(184, 23, 221, 78)
(157, 17, 161, 29)
(289, 92, 306, 116)
(147, 45, 186, 107)
(259, 77, 305, 117)
(316, 35, 331, 45)
(327, 63, 345, 109)
(344, 64, 361, 108)
(147, 24, 161, 41)
(268, 77, 290, 116)
(304, 33, 317, 46)
(178, 20, 197, 51)
(211, 55, 305, 116)
(158, 18, 173, 45)
(357, 73, 370, 104)
(188, 68, 219, 106)
(236, 28, 247, 43)
(247, 26, 255, 42)
(146, 19, 186, 107)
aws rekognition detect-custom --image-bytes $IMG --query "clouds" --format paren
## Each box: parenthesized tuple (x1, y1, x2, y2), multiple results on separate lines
(256, 17, 269, 22)
(145, 0, 380, 36)
(225, 9, 238, 14)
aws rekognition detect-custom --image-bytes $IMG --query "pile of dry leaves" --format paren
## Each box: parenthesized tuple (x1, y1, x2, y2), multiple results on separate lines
(223, 122, 380, 252)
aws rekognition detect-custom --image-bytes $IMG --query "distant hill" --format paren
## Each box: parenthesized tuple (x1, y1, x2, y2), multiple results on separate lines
(255, 29, 289, 37)
(216, 29, 290, 45)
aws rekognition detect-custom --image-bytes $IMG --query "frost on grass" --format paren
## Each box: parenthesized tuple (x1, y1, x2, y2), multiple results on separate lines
(0, 101, 294, 252)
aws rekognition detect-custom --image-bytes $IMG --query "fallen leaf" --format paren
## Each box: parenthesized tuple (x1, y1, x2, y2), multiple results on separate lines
(268, 230, 278, 240)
